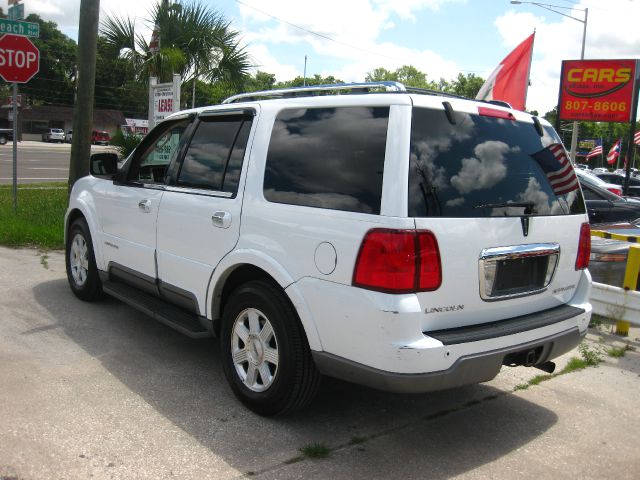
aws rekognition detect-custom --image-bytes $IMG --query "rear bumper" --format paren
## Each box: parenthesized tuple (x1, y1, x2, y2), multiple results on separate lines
(313, 326, 584, 394)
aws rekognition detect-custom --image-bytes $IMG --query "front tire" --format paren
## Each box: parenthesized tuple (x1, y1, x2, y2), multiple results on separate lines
(66, 217, 103, 301)
(220, 280, 321, 416)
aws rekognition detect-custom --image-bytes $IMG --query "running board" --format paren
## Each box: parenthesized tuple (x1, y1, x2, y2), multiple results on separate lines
(102, 280, 212, 339)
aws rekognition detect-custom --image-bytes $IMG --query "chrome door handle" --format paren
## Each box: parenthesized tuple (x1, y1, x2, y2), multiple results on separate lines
(138, 199, 151, 213)
(212, 211, 232, 229)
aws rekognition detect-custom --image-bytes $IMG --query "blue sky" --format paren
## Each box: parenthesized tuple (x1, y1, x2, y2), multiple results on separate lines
(23, 1, 640, 114)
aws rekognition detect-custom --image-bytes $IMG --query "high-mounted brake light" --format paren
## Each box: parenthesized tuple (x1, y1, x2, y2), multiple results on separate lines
(575, 222, 591, 270)
(478, 106, 516, 121)
(352, 229, 442, 293)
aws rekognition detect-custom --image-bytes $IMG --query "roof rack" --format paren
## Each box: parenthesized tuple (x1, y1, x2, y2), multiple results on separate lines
(222, 81, 467, 104)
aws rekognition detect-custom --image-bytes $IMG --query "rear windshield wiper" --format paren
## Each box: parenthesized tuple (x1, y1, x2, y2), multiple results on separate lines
(474, 202, 536, 215)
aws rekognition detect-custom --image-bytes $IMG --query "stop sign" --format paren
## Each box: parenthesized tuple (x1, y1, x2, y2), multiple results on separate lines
(0, 34, 39, 83)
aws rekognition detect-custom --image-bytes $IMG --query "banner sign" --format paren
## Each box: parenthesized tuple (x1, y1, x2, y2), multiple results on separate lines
(559, 59, 637, 123)
(577, 138, 597, 156)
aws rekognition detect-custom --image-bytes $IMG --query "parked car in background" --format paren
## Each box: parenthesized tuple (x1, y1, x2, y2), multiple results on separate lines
(575, 163, 590, 171)
(576, 169, 622, 196)
(0, 128, 13, 145)
(65, 130, 73, 143)
(594, 172, 640, 198)
(577, 172, 640, 224)
(42, 128, 65, 143)
(91, 130, 110, 145)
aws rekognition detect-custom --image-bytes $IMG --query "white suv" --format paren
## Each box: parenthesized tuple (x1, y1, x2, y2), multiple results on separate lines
(65, 82, 592, 416)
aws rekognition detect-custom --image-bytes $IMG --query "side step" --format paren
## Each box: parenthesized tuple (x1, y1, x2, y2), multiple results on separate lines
(102, 280, 212, 339)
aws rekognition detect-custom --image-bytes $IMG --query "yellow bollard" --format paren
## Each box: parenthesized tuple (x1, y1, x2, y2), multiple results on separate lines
(618, 244, 640, 336)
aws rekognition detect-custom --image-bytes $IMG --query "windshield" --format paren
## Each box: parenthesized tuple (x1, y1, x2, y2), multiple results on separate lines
(409, 107, 586, 218)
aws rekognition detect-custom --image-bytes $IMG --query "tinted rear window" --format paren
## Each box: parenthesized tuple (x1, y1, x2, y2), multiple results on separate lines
(409, 107, 585, 217)
(264, 106, 389, 214)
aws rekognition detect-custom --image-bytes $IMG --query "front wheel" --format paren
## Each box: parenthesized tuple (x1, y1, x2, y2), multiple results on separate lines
(65, 217, 103, 301)
(220, 280, 321, 416)
(0, 135, 7, 145)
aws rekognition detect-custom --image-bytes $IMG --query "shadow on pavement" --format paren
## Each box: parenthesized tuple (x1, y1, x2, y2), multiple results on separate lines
(33, 278, 558, 477)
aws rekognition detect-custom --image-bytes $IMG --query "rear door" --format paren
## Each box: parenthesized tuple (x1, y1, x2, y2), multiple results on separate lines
(408, 103, 588, 331)
(155, 109, 256, 315)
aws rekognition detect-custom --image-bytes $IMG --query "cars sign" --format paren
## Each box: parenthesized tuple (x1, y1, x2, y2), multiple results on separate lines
(558, 59, 637, 123)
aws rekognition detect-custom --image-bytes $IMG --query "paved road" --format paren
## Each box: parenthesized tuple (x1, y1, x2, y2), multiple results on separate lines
(1, 247, 639, 479)
(0, 141, 114, 184)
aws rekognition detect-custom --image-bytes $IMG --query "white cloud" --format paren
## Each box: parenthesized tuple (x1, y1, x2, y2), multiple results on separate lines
(24, 0, 157, 39)
(495, 0, 640, 114)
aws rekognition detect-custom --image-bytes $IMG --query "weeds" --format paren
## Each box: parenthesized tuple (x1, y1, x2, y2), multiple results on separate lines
(578, 343, 602, 366)
(299, 443, 330, 459)
(40, 254, 49, 269)
(514, 341, 603, 392)
(606, 345, 633, 358)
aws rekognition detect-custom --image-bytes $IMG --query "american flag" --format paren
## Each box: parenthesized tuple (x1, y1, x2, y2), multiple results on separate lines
(607, 139, 621, 165)
(586, 141, 602, 159)
(635, 131, 640, 146)
(531, 143, 579, 196)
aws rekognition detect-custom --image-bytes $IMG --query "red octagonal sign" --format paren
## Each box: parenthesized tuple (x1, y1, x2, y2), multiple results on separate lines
(0, 34, 40, 83)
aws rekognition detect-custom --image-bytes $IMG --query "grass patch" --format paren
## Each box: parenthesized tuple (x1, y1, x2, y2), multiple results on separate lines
(299, 442, 330, 459)
(40, 254, 49, 269)
(514, 383, 529, 391)
(606, 345, 632, 358)
(0, 183, 67, 249)
(349, 436, 367, 445)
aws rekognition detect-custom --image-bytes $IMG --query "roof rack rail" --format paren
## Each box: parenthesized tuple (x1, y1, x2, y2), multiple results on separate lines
(221, 81, 468, 104)
(222, 82, 405, 104)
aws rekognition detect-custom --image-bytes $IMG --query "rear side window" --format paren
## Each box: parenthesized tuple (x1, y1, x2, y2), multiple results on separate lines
(409, 107, 586, 217)
(264, 106, 389, 214)
(177, 115, 252, 194)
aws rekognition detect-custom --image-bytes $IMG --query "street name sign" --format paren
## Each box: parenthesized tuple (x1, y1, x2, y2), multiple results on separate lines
(0, 19, 40, 38)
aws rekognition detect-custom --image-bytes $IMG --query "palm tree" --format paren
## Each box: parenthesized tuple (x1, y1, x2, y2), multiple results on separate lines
(101, 0, 251, 108)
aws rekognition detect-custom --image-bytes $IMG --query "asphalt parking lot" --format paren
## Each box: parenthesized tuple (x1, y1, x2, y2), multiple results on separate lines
(1, 247, 639, 480)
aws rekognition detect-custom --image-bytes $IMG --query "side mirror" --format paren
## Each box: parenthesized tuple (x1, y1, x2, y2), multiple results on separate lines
(90, 152, 119, 177)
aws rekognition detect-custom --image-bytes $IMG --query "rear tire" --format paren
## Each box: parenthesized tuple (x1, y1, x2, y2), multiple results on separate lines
(66, 217, 103, 301)
(0, 135, 7, 145)
(220, 280, 321, 416)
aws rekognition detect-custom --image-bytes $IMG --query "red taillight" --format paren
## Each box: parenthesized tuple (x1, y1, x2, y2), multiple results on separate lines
(607, 187, 623, 196)
(352, 229, 442, 293)
(575, 222, 591, 270)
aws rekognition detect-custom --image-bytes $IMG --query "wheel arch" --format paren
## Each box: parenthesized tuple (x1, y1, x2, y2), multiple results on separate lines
(65, 192, 105, 271)
(208, 252, 323, 351)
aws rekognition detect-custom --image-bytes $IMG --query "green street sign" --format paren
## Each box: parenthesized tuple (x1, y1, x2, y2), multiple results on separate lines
(0, 19, 39, 38)
(8, 3, 25, 21)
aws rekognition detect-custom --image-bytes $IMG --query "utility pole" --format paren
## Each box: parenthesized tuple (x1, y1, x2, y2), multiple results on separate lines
(68, 0, 100, 193)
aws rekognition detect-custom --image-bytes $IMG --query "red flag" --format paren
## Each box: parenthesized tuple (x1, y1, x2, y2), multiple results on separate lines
(634, 130, 640, 146)
(476, 33, 535, 111)
(607, 139, 621, 165)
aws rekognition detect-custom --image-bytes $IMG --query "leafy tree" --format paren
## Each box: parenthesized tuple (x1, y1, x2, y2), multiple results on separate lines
(274, 74, 343, 89)
(101, 0, 251, 108)
(95, 37, 148, 117)
(445, 73, 486, 98)
(19, 14, 77, 106)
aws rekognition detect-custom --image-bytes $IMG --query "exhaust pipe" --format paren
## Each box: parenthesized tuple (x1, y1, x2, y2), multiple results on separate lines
(534, 361, 556, 374)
